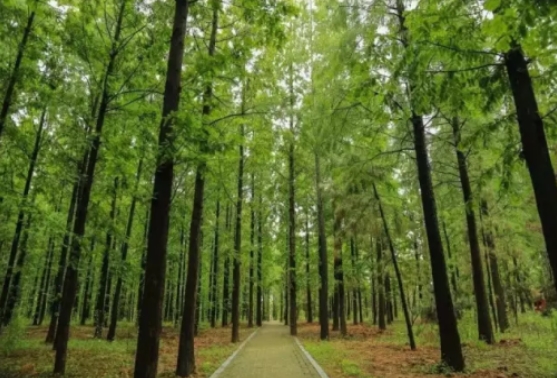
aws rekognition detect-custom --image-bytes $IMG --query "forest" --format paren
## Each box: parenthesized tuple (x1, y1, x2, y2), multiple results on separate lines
(1, 0, 557, 377)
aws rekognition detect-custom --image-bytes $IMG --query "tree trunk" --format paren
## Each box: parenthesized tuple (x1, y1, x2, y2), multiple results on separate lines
(376, 237, 386, 331)
(231, 121, 245, 342)
(133, 0, 190, 375)
(0, 107, 45, 328)
(46, 179, 80, 344)
(373, 183, 416, 349)
(350, 238, 358, 325)
(34, 236, 55, 325)
(314, 152, 329, 340)
(54, 2, 128, 372)
(94, 178, 119, 338)
(136, 207, 149, 325)
(176, 3, 216, 372)
(80, 250, 94, 326)
(480, 199, 509, 332)
(248, 176, 255, 328)
(411, 112, 465, 370)
(108, 159, 143, 341)
(210, 200, 220, 328)
(451, 117, 494, 344)
(3, 214, 33, 325)
(441, 220, 459, 299)
(305, 217, 313, 323)
(256, 196, 263, 327)
(222, 205, 231, 327)
(0, 0, 37, 140)
(505, 44, 557, 296)
(333, 206, 347, 336)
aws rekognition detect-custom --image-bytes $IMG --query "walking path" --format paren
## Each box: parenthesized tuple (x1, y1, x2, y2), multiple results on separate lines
(212, 322, 326, 378)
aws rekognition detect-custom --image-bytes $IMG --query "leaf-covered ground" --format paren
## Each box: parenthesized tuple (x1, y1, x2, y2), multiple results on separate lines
(0, 322, 251, 377)
(298, 312, 557, 378)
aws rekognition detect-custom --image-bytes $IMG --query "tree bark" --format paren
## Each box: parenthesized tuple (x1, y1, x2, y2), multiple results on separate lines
(133, 0, 190, 375)
(222, 204, 231, 327)
(332, 206, 346, 336)
(95, 178, 119, 338)
(0, 106, 45, 328)
(231, 116, 245, 343)
(176, 3, 216, 373)
(480, 199, 509, 332)
(314, 152, 329, 340)
(248, 176, 255, 328)
(376, 237, 386, 331)
(34, 237, 55, 326)
(80, 249, 94, 326)
(108, 159, 143, 341)
(46, 178, 80, 344)
(451, 117, 494, 344)
(256, 196, 263, 327)
(54, 1, 128, 372)
(505, 44, 557, 296)
(411, 112, 465, 370)
(210, 200, 220, 328)
(305, 216, 313, 323)
(373, 183, 416, 349)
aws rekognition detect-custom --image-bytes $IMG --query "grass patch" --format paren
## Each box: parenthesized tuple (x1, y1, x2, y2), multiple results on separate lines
(298, 310, 557, 378)
(0, 323, 252, 377)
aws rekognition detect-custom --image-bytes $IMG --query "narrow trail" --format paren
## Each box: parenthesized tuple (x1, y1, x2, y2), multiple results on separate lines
(214, 322, 325, 378)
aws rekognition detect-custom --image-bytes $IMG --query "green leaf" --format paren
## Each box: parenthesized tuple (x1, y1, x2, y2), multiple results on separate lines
(484, 0, 501, 11)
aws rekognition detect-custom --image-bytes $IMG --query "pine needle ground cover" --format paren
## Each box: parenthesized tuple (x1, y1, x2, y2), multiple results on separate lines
(0, 323, 250, 377)
(299, 312, 557, 378)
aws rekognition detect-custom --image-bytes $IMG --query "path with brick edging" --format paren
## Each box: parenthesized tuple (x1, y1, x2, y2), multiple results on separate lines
(212, 322, 325, 378)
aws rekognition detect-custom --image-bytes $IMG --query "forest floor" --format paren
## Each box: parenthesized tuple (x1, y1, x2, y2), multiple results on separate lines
(298, 312, 557, 378)
(0, 321, 251, 377)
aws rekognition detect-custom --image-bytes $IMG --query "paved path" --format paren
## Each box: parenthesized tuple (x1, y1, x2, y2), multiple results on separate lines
(215, 323, 323, 378)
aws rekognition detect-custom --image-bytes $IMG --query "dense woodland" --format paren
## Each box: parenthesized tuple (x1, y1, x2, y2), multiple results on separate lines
(1, 0, 557, 377)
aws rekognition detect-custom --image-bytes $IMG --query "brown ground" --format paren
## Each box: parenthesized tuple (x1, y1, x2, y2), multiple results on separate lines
(0, 324, 252, 377)
(297, 323, 544, 378)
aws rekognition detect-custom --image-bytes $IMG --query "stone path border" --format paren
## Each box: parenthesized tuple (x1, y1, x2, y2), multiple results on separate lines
(294, 337, 329, 378)
(209, 330, 258, 378)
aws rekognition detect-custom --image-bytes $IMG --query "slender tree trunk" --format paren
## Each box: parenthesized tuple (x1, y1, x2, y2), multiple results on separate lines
(108, 160, 142, 341)
(0, 107, 45, 328)
(0, 0, 38, 140)
(256, 196, 263, 327)
(451, 117, 494, 344)
(376, 237, 386, 331)
(314, 152, 329, 340)
(373, 183, 416, 349)
(176, 4, 216, 373)
(231, 120, 245, 342)
(350, 238, 358, 325)
(442, 220, 459, 299)
(34, 237, 55, 325)
(248, 176, 255, 328)
(385, 274, 393, 324)
(210, 200, 220, 328)
(480, 199, 509, 332)
(46, 180, 80, 344)
(411, 112, 465, 369)
(305, 217, 313, 323)
(80, 250, 94, 326)
(222, 205, 231, 327)
(394, 0, 464, 368)
(54, 2, 128, 373)
(332, 206, 347, 336)
(94, 178, 119, 338)
(505, 44, 557, 296)
(136, 207, 149, 325)
(132, 0, 190, 375)
(3, 214, 32, 325)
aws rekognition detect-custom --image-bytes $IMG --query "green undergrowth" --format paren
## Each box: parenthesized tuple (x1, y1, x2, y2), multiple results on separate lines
(300, 310, 557, 378)
(0, 321, 246, 378)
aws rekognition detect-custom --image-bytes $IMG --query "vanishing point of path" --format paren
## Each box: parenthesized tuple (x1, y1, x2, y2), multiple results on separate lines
(214, 322, 326, 378)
